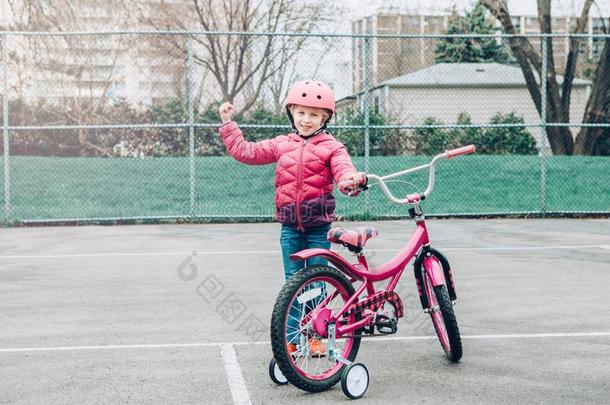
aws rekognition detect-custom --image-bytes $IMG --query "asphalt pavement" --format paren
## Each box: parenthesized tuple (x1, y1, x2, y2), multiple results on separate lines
(0, 219, 608, 404)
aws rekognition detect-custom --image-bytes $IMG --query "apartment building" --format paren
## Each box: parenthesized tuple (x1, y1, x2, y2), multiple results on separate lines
(3, 0, 189, 107)
(352, 11, 607, 92)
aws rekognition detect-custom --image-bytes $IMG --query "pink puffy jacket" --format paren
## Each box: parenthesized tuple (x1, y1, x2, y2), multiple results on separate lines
(219, 121, 357, 230)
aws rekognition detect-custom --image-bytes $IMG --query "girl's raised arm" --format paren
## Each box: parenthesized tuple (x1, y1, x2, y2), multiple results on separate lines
(219, 121, 279, 165)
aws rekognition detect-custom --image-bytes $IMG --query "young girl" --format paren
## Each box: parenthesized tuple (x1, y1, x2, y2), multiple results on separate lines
(218, 80, 365, 355)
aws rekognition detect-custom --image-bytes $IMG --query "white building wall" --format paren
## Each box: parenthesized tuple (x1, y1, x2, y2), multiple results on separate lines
(385, 85, 589, 140)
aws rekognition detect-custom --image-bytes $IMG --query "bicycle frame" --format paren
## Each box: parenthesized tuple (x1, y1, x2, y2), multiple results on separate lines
(289, 145, 475, 338)
(291, 220, 445, 337)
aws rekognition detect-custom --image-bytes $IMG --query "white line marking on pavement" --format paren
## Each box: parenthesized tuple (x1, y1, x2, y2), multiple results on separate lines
(1, 332, 609, 354)
(451, 245, 610, 252)
(461, 332, 610, 339)
(0, 244, 607, 260)
(370, 245, 610, 252)
(0, 251, 263, 259)
(220, 344, 252, 405)
(361, 331, 610, 341)
(0, 342, 229, 353)
(0, 252, 200, 259)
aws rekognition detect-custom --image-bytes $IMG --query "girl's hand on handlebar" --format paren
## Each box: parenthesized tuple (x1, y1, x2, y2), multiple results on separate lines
(219, 102, 236, 124)
(339, 172, 368, 196)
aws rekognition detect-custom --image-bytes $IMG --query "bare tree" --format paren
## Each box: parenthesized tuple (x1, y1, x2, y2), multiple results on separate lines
(7, 0, 135, 156)
(481, 0, 609, 155)
(137, 0, 331, 114)
(266, 34, 336, 114)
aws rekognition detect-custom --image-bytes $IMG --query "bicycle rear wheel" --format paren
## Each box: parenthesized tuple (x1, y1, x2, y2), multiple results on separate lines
(270, 265, 362, 393)
(422, 269, 462, 362)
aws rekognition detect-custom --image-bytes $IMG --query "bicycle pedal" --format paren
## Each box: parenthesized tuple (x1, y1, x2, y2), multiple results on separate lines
(374, 314, 398, 334)
(363, 324, 375, 335)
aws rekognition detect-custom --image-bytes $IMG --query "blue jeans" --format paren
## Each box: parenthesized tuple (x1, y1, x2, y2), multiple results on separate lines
(280, 224, 331, 344)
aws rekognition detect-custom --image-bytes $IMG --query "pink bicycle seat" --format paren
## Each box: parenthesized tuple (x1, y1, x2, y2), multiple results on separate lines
(327, 227, 378, 250)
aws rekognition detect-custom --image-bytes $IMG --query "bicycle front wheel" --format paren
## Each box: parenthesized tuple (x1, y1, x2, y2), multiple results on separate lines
(270, 265, 362, 393)
(422, 269, 462, 362)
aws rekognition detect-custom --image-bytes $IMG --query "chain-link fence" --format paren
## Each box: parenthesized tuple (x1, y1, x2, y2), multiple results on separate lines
(0, 30, 609, 225)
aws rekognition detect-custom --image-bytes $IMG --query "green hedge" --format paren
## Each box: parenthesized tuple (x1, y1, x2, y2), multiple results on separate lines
(412, 113, 538, 156)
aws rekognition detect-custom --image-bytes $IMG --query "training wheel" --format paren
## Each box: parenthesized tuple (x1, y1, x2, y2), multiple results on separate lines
(268, 358, 288, 385)
(341, 363, 369, 399)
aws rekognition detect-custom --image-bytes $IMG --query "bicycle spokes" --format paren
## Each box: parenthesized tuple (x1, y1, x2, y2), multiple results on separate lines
(423, 270, 450, 352)
(284, 275, 356, 380)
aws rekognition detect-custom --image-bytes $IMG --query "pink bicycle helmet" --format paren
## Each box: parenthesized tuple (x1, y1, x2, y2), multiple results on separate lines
(284, 80, 335, 130)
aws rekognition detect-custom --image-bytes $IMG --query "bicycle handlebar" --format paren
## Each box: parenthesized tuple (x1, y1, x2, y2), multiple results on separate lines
(446, 144, 476, 159)
(364, 144, 476, 205)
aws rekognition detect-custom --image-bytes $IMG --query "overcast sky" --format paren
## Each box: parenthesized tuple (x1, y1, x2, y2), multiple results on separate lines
(319, 0, 609, 98)
(336, 0, 610, 24)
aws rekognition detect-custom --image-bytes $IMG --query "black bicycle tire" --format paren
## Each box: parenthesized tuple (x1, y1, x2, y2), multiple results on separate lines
(431, 284, 463, 362)
(270, 265, 362, 393)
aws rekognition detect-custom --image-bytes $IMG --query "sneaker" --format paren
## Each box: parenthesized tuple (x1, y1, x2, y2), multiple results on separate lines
(308, 338, 326, 357)
(287, 343, 298, 356)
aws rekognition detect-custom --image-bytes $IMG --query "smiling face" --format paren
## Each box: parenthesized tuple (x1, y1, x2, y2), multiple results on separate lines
(290, 105, 329, 137)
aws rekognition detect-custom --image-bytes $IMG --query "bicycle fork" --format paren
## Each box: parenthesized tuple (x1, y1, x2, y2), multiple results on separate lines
(423, 254, 447, 288)
(414, 247, 458, 310)
(423, 257, 458, 314)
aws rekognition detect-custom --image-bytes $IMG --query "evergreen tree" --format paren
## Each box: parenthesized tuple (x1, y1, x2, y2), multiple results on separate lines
(435, 2, 509, 64)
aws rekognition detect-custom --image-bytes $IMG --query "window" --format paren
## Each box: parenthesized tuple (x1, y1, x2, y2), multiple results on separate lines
(511, 16, 521, 33)
(592, 18, 606, 61)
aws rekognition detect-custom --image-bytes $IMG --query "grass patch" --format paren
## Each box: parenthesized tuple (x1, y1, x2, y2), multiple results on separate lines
(0, 155, 608, 224)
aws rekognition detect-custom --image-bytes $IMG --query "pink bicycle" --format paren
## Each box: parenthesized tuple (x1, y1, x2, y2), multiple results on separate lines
(268, 145, 475, 399)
